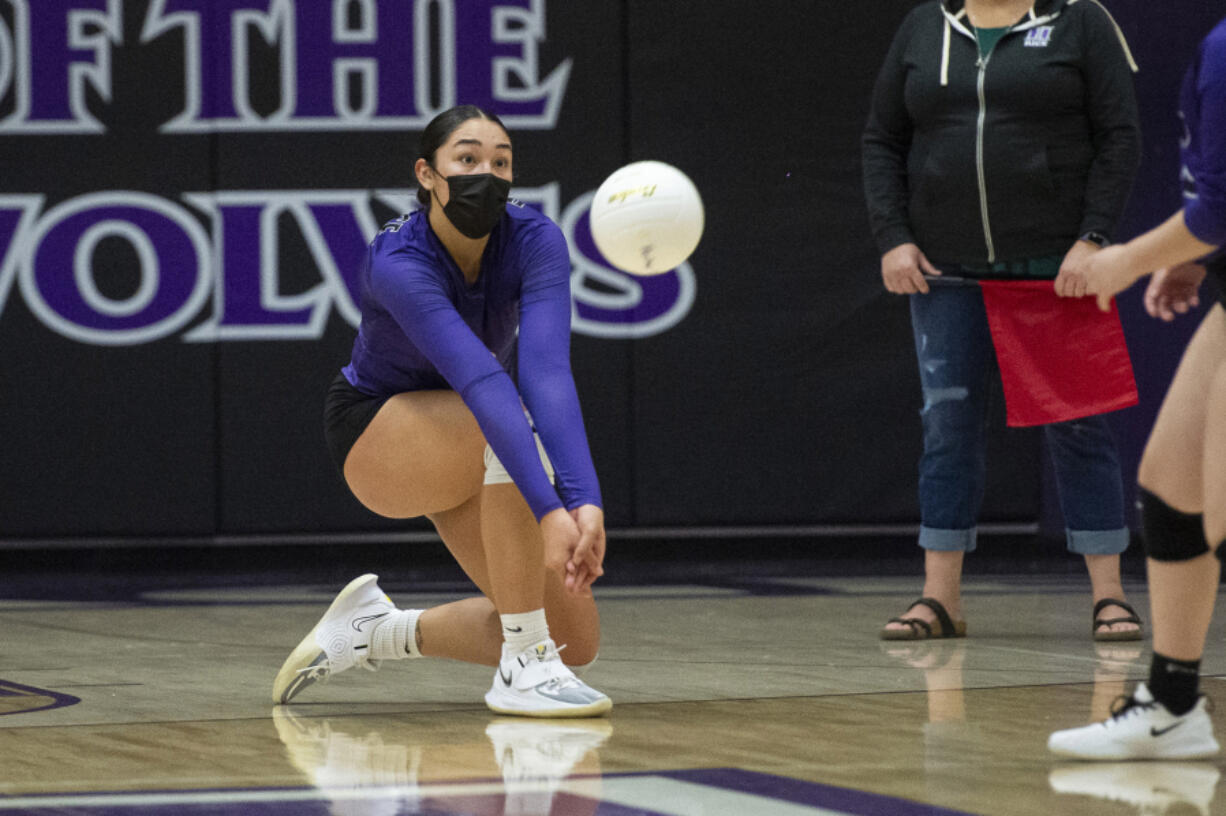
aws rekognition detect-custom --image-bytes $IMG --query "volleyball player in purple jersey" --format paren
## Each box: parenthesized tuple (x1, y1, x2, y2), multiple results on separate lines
(272, 106, 611, 717)
(1049, 16, 1226, 759)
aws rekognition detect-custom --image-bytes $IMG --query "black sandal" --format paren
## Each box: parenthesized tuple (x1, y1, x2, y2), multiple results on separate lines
(881, 597, 967, 641)
(1093, 598, 1143, 642)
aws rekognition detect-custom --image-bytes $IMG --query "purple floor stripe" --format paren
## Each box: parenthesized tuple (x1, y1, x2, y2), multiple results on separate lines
(659, 768, 979, 816)
(0, 679, 81, 716)
(0, 769, 978, 816)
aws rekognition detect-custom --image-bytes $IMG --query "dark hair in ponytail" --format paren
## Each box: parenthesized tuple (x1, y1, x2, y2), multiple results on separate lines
(415, 105, 510, 206)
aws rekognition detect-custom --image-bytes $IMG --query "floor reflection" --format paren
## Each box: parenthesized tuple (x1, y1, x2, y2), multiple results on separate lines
(880, 634, 1147, 727)
(876, 635, 1218, 815)
(272, 707, 611, 816)
(1049, 762, 1220, 815)
(1088, 641, 1145, 723)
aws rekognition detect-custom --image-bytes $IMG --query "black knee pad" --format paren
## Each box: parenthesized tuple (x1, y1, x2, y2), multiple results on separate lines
(1138, 487, 1208, 562)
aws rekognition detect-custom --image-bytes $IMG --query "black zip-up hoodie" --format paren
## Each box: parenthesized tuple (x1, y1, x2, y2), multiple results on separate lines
(862, 0, 1141, 267)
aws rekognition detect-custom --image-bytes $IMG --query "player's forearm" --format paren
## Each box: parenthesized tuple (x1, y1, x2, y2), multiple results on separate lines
(1118, 210, 1219, 278)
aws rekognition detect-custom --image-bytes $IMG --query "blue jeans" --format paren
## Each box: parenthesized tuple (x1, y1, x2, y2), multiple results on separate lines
(909, 283, 1129, 555)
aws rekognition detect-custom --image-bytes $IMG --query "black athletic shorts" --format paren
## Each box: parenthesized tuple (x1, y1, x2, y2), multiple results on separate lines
(323, 372, 392, 475)
(1209, 257, 1226, 310)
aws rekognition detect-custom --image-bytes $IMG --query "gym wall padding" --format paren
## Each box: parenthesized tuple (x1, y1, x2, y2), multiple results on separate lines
(0, 1, 1216, 541)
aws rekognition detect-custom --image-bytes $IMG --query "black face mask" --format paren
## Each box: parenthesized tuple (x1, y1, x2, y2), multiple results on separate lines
(432, 170, 511, 239)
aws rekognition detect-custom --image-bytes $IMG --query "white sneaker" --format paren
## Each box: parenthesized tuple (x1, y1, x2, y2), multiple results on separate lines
(1048, 683, 1220, 760)
(484, 640, 612, 718)
(272, 574, 395, 704)
(1049, 762, 1220, 815)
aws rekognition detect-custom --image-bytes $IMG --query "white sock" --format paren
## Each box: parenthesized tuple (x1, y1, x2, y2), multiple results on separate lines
(370, 609, 425, 660)
(500, 609, 549, 655)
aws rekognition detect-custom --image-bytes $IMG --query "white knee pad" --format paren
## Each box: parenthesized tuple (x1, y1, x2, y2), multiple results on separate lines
(484, 434, 555, 485)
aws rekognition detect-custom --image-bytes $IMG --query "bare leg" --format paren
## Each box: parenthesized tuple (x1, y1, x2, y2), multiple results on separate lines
(1149, 555, 1219, 661)
(417, 597, 503, 666)
(410, 483, 561, 664)
(342, 390, 599, 667)
(1135, 307, 1226, 661)
(1203, 354, 1226, 556)
(883, 549, 965, 634)
(480, 482, 547, 614)
(344, 390, 486, 519)
(425, 488, 600, 666)
(1083, 554, 1126, 606)
(1083, 554, 1139, 635)
(920, 550, 965, 622)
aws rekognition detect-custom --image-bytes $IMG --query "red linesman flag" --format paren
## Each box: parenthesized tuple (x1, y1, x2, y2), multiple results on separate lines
(979, 280, 1138, 427)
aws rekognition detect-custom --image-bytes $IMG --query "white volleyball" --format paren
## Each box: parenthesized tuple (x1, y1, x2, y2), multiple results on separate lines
(589, 161, 704, 276)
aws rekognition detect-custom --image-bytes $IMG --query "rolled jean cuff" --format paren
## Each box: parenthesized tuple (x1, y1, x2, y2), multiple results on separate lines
(1067, 528, 1130, 555)
(919, 526, 978, 552)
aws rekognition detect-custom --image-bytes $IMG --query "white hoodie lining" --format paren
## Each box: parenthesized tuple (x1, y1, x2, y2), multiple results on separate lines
(1069, 0, 1139, 72)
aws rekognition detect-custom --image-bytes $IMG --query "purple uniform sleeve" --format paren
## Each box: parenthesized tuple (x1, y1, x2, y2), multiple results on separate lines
(1186, 23, 1226, 246)
(515, 223, 603, 511)
(368, 247, 564, 520)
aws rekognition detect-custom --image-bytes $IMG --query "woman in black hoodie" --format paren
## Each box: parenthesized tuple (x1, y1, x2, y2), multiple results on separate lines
(863, 0, 1142, 641)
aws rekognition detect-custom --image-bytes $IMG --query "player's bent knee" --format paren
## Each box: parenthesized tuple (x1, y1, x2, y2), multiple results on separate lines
(1139, 486, 1208, 561)
(568, 654, 598, 677)
(550, 620, 600, 667)
(560, 641, 600, 668)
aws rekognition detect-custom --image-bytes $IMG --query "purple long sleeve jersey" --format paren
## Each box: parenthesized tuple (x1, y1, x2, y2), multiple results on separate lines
(1182, 16, 1226, 248)
(341, 202, 601, 520)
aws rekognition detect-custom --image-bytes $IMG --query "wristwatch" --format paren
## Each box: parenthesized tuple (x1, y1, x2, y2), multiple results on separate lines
(1079, 231, 1110, 248)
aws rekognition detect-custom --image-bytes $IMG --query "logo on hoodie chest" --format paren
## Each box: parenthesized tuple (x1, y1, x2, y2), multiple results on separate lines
(1024, 27, 1054, 47)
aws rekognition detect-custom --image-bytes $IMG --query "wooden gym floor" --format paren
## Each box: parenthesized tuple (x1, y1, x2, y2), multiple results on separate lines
(1, 540, 1223, 815)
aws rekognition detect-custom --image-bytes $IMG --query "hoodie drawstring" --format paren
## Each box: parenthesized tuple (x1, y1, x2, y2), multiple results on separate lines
(939, 5, 969, 88)
(941, 16, 951, 86)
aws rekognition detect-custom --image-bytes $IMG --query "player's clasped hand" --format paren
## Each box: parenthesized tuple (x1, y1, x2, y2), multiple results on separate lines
(881, 243, 941, 294)
(568, 504, 606, 594)
(541, 505, 605, 595)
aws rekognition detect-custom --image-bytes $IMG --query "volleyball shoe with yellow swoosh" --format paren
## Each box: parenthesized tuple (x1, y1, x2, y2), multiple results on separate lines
(484, 639, 611, 718)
